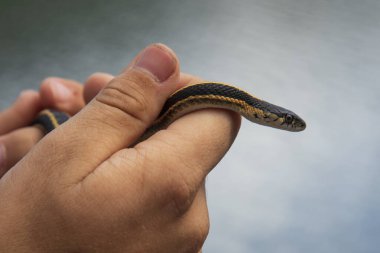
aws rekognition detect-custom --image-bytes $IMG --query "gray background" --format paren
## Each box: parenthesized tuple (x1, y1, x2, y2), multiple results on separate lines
(1, 0, 379, 252)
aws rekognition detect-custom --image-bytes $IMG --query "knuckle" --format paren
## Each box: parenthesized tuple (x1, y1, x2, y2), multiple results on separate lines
(96, 74, 153, 124)
(183, 223, 209, 253)
(165, 174, 194, 216)
(40, 77, 53, 88)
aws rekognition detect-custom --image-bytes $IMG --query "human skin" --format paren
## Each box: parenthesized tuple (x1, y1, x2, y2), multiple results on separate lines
(0, 44, 241, 252)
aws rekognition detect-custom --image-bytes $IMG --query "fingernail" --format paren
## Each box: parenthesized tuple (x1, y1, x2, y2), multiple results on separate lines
(0, 144, 5, 170)
(134, 44, 176, 82)
(50, 79, 73, 101)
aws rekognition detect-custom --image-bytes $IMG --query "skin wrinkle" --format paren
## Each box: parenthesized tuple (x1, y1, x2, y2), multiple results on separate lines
(104, 150, 146, 193)
(126, 147, 149, 194)
(96, 86, 149, 126)
(110, 73, 152, 109)
(40, 119, 122, 187)
(68, 178, 132, 230)
(132, 67, 161, 83)
(82, 106, 139, 140)
(95, 70, 164, 132)
(90, 101, 146, 140)
(119, 72, 160, 106)
(72, 140, 122, 184)
(80, 148, 150, 218)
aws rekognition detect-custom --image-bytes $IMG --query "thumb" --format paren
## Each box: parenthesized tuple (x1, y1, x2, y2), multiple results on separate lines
(28, 44, 181, 178)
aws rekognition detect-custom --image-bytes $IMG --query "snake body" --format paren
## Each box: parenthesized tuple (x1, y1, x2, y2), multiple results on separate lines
(34, 83, 306, 140)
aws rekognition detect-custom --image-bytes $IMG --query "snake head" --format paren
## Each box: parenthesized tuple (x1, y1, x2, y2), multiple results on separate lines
(280, 111, 306, 132)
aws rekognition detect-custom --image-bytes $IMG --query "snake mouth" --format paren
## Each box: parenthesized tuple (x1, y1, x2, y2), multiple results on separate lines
(300, 119, 307, 130)
(292, 118, 307, 132)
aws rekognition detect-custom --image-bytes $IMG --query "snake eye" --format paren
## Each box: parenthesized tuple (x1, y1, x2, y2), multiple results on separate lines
(285, 114, 293, 124)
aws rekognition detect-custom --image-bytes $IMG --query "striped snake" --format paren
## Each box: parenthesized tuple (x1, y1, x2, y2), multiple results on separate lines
(33, 83, 306, 141)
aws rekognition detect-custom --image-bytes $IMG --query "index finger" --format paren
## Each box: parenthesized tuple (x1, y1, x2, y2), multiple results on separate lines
(0, 90, 41, 135)
(144, 75, 241, 183)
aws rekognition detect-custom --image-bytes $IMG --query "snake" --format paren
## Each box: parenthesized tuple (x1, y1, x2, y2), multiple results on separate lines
(33, 82, 306, 141)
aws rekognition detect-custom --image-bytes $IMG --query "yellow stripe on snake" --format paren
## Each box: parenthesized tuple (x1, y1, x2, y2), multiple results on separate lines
(33, 83, 306, 141)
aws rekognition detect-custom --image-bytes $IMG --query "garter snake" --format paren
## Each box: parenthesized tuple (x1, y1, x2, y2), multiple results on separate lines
(33, 83, 306, 141)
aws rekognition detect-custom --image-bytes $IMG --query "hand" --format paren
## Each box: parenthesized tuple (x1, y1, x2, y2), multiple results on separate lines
(0, 73, 112, 176)
(0, 44, 241, 253)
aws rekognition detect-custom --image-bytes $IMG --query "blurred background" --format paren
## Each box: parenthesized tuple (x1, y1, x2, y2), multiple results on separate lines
(1, 0, 379, 252)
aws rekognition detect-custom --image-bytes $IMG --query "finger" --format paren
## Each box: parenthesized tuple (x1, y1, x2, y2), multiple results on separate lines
(0, 90, 41, 135)
(39, 77, 85, 115)
(83, 72, 197, 104)
(102, 108, 240, 215)
(152, 109, 240, 214)
(25, 43, 181, 180)
(0, 126, 44, 177)
(83, 72, 114, 104)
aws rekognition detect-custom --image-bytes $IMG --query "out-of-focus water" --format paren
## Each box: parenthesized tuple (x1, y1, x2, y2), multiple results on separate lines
(1, 0, 379, 252)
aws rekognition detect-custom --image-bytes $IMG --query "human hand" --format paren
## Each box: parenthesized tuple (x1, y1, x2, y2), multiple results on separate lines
(0, 72, 115, 176)
(0, 76, 85, 176)
(0, 44, 241, 252)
